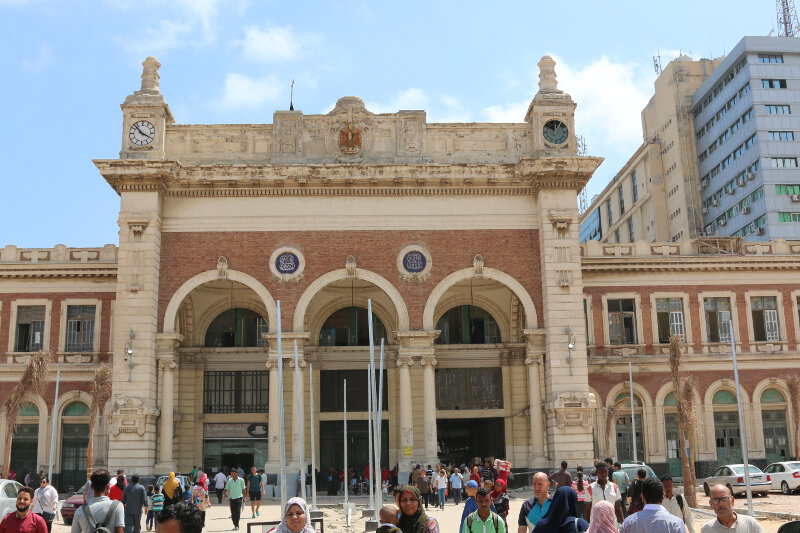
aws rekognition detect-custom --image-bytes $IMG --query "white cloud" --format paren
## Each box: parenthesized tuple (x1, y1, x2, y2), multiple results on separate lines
(21, 42, 52, 73)
(218, 73, 282, 109)
(365, 88, 430, 114)
(240, 23, 315, 63)
(483, 101, 528, 123)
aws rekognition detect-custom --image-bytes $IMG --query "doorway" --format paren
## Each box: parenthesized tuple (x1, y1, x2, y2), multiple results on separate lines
(319, 420, 389, 492)
(714, 411, 742, 465)
(436, 418, 505, 466)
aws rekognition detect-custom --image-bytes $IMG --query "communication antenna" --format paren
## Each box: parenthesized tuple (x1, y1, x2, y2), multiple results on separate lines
(777, 0, 800, 36)
(576, 134, 587, 156)
(289, 79, 295, 111)
(578, 186, 588, 215)
(653, 54, 662, 75)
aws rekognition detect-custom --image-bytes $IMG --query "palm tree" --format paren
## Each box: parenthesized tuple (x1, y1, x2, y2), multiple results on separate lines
(86, 366, 113, 479)
(2, 350, 52, 479)
(787, 375, 800, 461)
(669, 335, 697, 507)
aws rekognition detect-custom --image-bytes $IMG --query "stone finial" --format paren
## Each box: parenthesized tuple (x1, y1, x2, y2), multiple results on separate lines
(538, 55, 560, 93)
(140, 56, 161, 93)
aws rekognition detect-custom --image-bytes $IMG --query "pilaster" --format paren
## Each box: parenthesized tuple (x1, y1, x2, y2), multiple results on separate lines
(154, 332, 181, 473)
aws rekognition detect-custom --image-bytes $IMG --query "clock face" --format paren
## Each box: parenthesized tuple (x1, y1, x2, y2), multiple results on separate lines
(129, 121, 156, 146)
(543, 120, 569, 145)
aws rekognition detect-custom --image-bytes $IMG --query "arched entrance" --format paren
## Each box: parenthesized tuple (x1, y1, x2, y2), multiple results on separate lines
(713, 390, 742, 465)
(761, 388, 790, 464)
(614, 393, 644, 463)
(60, 401, 89, 491)
(11, 403, 39, 482)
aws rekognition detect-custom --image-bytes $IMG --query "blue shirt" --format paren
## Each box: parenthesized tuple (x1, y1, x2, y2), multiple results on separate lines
(518, 497, 551, 532)
(450, 473, 463, 489)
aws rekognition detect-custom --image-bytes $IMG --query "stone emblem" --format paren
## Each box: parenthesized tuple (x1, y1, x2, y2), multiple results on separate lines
(397, 245, 432, 282)
(269, 246, 305, 283)
(339, 125, 361, 155)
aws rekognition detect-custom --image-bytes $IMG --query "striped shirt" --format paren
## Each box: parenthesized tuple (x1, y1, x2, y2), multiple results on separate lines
(151, 493, 164, 512)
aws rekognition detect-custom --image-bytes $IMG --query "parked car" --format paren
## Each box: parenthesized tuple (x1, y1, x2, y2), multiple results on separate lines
(703, 464, 771, 497)
(59, 492, 86, 525)
(619, 463, 658, 482)
(764, 461, 800, 494)
(155, 475, 193, 501)
(0, 480, 22, 519)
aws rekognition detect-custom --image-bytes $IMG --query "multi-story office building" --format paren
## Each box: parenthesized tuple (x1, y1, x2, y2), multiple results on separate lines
(580, 55, 722, 243)
(694, 36, 800, 240)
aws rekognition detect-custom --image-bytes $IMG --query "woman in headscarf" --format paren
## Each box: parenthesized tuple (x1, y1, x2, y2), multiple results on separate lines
(533, 486, 590, 533)
(490, 478, 509, 526)
(272, 497, 317, 533)
(585, 501, 618, 533)
(397, 486, 439, 533)
(162, 472, 183, 508)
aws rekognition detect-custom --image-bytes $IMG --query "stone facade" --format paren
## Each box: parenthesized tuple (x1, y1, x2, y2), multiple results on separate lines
(1, 57, 800, 489)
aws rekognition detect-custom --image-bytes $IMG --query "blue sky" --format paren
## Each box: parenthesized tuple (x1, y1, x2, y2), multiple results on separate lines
(0, 0, 776, 247)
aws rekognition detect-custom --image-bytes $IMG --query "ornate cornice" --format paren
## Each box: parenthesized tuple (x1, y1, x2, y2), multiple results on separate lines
(0, 264, 117, 279)
(582, 255, 800, 273)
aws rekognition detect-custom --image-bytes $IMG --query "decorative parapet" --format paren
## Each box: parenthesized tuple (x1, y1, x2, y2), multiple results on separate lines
(1, 244, 117, 263)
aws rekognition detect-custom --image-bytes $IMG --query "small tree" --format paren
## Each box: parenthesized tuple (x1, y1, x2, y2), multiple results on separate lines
(787, 375, 800, 460)
(669, 335, 697, 507)
(86, 366, 113, 479)
(2, 350, 52, 479)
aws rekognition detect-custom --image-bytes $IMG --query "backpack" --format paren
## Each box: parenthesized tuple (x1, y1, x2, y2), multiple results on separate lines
(466, 511, 499, 532)
(676, 493, 684, 512)
(81, 500, 120, 533)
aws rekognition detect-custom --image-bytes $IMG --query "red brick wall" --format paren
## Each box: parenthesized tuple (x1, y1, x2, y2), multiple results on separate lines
(585, 284, 799, 355)
(158, 230, 543, 331)
(0, 293, 115, 360)
(0, 382, 92, 412)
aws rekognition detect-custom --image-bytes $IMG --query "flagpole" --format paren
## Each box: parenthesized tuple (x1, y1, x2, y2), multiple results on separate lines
(367, 359, 375, 511)
(375, 338, 385, 504)
(367, 299, 376, 515)
(730, 322, 753, 515)
(294, 340, 306, 500)
(308, 362, 318, 511)
(48, 367, 61, 483)
(343, 379, 348, 507)
(277, 301, 286, 510)
(629, 362, 637, 463)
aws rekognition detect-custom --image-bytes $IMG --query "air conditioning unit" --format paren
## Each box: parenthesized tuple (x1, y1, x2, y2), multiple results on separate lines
(742, 206, 751, 214)
(756, 227, 765, 235)
(701, 179, 709, 188)
(712, 199, 720, 207)
(719, 218, 727, 226)
(702, 206, 708, 214)
(791, 194, 800, 202)
(698, 231, 707, 237)
(746, 172, 755, 180)
(737, 178, 746, 187)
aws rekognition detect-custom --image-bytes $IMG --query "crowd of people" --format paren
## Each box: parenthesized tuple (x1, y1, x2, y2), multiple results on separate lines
(0, 457, 781, 533)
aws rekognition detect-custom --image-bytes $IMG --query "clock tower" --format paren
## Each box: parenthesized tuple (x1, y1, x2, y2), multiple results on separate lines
(119, 56, 174, 159)
(525, 55, 577, 156)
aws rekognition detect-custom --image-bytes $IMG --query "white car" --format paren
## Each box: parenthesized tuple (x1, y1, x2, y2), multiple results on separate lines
(764, 461, 800, 494)
(0, 480, 22, 519)
(703, 464, 771, 497)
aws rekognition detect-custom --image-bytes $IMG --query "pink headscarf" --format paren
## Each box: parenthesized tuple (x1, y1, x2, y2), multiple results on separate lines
(587, 500, 618, 533)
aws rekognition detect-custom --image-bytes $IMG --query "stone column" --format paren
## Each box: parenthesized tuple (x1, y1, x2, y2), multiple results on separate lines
(290, 355, 306, 469)
(526, 353, 546, 465)
(397, 356, 414, 475)
(420, 356, 439, 467)
(154, 333, 181, 472)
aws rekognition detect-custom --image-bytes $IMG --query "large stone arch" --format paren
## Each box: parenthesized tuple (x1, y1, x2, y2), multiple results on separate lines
(423, 267, 538, 330)
(162, 270, 277, 334)
(293, 268, 410, 333)
(704, 379, 751, 406)
(51, 390, 94, 477)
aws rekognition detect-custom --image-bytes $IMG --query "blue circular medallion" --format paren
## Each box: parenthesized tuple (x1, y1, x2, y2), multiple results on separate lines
(403, 251, 426, 273)
(275, 252, 299, 274)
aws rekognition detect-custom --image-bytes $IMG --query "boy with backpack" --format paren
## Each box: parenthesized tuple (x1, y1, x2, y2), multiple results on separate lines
(660, 475, 694, 533)
(462, 488, 505, 533)
(71, 469, 124, 533)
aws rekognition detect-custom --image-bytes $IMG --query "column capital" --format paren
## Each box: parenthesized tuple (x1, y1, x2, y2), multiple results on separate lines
(159, 359, 177, 370)
(396, 356, 415, 368)
(420, 356, 438, 367)
(288, 358, 307, 369)
(525, 354, 543, 366)
(265, 358, 280, 370)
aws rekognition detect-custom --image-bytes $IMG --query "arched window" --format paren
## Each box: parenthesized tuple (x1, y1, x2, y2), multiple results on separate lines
(761, 388, 790, 464)
(319, 307, 387, 347)
(435, 305, 501, 344)
(761, 389, 785, 403)
(18, 403, 39, 416)
(713, 390, 738, 405)
(663, 393, 677, 406)
(205, 308, 268, 348)
(63, 401, 89, 416)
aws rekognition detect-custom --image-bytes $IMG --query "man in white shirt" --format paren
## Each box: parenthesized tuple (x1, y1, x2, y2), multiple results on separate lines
(72, 469, 125, 533)
(660, 475, 694, 533)
(701, 485, 764, 533)
(213, 471, 227, 504)
(584, 462, 624, 524)
(32, 477, 58, 533)
(620, 478, 684, 533)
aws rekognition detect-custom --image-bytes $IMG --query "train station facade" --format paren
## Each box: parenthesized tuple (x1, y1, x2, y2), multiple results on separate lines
(1, 57, 799, 489)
